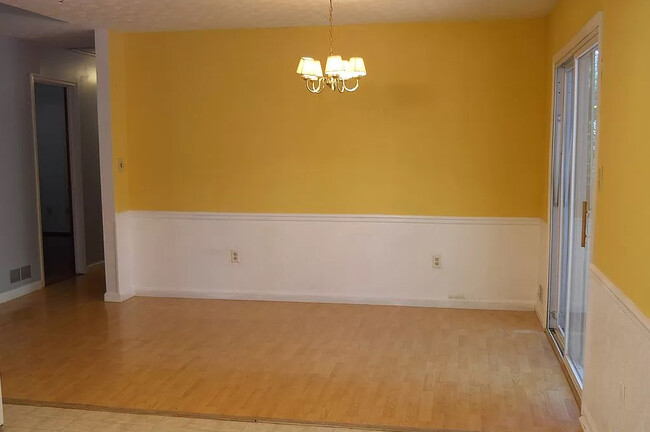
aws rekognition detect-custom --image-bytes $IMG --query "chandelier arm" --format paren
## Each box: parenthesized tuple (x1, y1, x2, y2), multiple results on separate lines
(342, 78, 360, 92)
(306, 79, 323, 94)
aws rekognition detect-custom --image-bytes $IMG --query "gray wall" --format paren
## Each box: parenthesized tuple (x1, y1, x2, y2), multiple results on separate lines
(0, 35, 42, 294)
(0, 34, 103, 296)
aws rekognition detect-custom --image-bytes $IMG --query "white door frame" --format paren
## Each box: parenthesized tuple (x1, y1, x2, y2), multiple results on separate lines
(544, 12, 603, 399)
(29, 74, 88, 285)
(543, 12, 603, 328)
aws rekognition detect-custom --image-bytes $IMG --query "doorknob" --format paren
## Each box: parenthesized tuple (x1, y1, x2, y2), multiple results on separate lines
(581, 201, 589, 248)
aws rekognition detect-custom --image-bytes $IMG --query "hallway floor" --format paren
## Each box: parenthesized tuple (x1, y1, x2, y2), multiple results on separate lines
(42, 233, 76, 286)
(0, 269, 579, 432)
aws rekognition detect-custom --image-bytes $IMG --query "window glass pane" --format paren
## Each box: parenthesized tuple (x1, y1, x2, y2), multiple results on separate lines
(566, 46, 599, 383)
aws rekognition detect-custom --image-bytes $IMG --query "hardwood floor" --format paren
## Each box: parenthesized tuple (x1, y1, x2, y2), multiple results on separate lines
(0, 269, 580, 432)
(1, 403, 430, 432)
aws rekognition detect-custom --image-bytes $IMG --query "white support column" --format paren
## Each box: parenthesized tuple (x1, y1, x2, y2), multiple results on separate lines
(95, 29, 133, 302)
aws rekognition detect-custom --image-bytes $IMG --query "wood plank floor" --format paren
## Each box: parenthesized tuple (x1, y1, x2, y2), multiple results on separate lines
(0, 269, 580, 432)
(0, 403, 453, 432)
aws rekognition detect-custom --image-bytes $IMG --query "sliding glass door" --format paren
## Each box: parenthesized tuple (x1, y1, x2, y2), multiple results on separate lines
(548, 37, 599, 388)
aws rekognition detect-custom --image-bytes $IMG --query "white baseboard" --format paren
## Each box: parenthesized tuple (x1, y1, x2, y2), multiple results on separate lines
(580, 407, 598, 432)
(582, 265, 650, 432)
(118, 211, 543, 310)
(104, 291, 134, 303)
(86, 260, 105, 271)
(136, 289, 535, 311)
(0, 281, 42, 304)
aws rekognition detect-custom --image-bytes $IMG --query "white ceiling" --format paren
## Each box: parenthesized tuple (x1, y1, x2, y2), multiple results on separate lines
(0, 0, 557, 32)
(0, 3, 92, 48)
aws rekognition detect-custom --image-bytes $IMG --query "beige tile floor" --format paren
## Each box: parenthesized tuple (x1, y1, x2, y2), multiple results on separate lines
(1, 404, 455, 432)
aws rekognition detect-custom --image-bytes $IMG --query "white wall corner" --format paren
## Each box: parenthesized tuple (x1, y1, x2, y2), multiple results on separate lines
(115, 211, 135, 300)
(535, 220, 549, 328)
(94, 29, 120, 302)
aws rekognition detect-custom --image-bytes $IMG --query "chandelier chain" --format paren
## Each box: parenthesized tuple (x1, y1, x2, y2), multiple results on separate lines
(296, 0, 366, 93)
(328, 0, 334, 56)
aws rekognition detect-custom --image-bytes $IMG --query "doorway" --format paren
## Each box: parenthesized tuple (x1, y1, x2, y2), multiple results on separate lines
(35, 83, 76, 285)
(548, 33, 600, 390)
(31, 76, 87, 286)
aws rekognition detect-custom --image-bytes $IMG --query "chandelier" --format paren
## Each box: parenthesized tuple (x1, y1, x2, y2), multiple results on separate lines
(296, 0, 366, 93)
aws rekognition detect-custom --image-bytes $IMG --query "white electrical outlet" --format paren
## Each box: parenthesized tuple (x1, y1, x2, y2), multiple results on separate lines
(230, 250, 240, 264)
(433, 254, 442, 269)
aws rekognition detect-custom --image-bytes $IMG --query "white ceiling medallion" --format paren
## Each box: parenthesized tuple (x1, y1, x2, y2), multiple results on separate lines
(296, 0, 366, 94)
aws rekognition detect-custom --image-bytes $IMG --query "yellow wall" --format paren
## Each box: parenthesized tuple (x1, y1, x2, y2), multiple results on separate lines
(550, 0, 650, 316)
(109, 31, 130, 211)
(549, 0, 603, 54)
(108, 3, 650, 315)
(109, 19, 549, 217)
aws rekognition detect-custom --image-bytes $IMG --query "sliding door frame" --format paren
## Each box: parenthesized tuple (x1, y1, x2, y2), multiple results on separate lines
(544, 12, 603, 402)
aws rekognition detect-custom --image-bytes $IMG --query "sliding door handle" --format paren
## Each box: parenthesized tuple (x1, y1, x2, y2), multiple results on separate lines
(581, 201, 589, 248)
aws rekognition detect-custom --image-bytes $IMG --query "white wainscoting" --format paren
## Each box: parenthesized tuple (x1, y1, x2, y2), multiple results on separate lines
(581, 265, 650, 432)
(535, 220, 549, 326)
(117, 211, 542, 310)
(114, 211, 135, 302)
